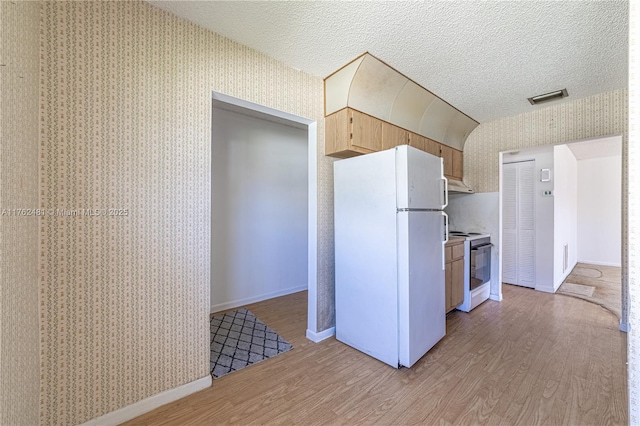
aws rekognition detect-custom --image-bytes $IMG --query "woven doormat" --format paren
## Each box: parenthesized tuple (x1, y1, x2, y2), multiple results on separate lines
(210, 308, 293, 379)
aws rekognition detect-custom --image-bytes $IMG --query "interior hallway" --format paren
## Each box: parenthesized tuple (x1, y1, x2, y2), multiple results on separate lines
(125, 285, 627, 425)
(557, 263, 622, 319)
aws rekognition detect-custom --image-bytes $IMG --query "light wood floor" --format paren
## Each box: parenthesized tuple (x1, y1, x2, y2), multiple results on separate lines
(125, 285, 627, 425)
(557, 262, 622, 319)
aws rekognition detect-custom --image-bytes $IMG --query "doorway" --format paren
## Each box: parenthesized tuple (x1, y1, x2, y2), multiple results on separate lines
(498, 135, 622, 311)
(502, 160, 536, 288)
(210, 92, 318, 325)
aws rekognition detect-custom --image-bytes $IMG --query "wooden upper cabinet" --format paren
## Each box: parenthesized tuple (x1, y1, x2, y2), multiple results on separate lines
(349, 109, 382, 153)
(382, 121, 409, 150)
(325, 108, 382, 158)
(425, 138, 441, 157)
(451, 148, 463, 181)
(440, 144, 454, 177)
(438, 143, 463, 180)
(325, 108, 464, 182)
(408, 132, 426, 151)
(325, 108, 350, 157)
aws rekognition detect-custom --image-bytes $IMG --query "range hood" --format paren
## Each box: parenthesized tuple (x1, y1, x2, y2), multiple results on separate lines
(324, 53, 479, 151)
(447, 179, 474, 194)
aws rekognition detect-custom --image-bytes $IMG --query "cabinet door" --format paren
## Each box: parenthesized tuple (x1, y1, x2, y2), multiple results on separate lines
(451, 258, 465, 307)
(324, 108, 350, 157)
(408, 132, 426, 152)
(440, 144, 454, 177)
(349, 109, 382, 153)
(451, 148, 463, 180)
(382, 121, 408, 150)
(445, 261, 453, 312)
(425, 138, 440, 157)
(451, 242, 465, 260)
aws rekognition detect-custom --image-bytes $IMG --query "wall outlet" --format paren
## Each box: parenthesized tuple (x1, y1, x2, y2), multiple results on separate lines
(542, 189, 553, 197)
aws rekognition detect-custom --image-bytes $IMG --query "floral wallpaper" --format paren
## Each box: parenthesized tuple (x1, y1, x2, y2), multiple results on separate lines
(464, 89, 627, 194)
(16, 0, 636, 423)
(0, 1, 41, 425)
(39, 1, 327, 424)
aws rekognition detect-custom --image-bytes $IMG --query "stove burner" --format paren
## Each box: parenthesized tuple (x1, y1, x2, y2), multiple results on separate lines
(448, 231, 490, 241)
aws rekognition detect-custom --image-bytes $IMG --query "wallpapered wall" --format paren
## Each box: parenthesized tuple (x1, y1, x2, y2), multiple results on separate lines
(40, 1, 328, 424)
(0, 1, 41, 425)
(464, 89, 627, 193)
(463, 88, 629, 336)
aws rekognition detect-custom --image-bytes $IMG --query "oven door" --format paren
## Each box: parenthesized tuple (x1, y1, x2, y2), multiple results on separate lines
(470, 243, 491, 291)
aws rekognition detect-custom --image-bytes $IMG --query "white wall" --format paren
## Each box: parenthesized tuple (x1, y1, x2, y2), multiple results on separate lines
(446, 192, 501, 300)
(211, 106, 308, 312)
(553, 145, 578, 290)
(502, 147, 555, 292)
(577, 155, 622, 267)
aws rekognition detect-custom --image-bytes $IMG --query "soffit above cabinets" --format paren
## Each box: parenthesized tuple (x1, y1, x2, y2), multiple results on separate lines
(325, 53, 479, 151)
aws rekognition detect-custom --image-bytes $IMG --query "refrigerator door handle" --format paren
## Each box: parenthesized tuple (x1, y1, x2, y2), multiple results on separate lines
(442, 212, 449, 271)
(441, 176, 449, 208)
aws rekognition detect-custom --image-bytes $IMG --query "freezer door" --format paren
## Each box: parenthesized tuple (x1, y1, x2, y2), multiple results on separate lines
(396, 145, 447, 210)
(397, 210, 446, 368)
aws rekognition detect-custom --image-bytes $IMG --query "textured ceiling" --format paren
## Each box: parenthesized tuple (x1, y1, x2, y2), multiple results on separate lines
(148, 1, 628, 123)
(568, 136, 622, 160)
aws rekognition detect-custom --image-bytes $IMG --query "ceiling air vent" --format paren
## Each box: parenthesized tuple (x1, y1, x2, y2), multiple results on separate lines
(527, 88, 568, 105)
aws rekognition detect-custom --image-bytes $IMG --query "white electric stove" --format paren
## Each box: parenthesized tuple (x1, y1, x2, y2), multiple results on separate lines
(449, 231, 492, 312)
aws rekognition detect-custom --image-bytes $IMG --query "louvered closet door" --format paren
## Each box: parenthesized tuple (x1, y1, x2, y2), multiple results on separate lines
(502, 161, 535, 288)
(502, 164, 518, 284)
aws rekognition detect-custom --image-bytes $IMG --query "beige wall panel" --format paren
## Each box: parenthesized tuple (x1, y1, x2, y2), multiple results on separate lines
(0, 1, 41, 425)
(419, 98, 456, 142)
(390, 80, 436, 132)
(325, 57, 364, 116)
(348, 55, 407, 122)
(39, 1, 328, 424)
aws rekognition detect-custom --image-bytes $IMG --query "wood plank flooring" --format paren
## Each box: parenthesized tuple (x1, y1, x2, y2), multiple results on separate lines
(125, 285, 627, 425)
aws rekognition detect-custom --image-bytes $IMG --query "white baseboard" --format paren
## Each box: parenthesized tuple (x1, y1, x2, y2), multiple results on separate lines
(306, 326, 335, 343)
(80, 375, 211, 426)
(535, 284, 557, 294)
(489, 293, 502, 302)
(211, 285, 307, 314)
(577, 259, 622, 268)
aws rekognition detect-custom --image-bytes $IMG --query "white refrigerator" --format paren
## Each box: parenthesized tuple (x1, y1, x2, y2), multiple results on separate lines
(334, 145, 448, 368)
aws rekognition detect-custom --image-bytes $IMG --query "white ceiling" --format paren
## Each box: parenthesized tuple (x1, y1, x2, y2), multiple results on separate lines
(148, 1, 628, 123)
(568, 136, 622, 160)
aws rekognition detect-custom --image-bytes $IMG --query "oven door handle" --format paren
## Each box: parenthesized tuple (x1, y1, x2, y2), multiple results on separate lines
(471, 243, 493, 250)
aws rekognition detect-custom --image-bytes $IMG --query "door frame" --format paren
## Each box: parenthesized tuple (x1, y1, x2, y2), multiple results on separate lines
(500, 159, 537, 289)
(498, 134, 625, 330)
(211, 92, 318, 336)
